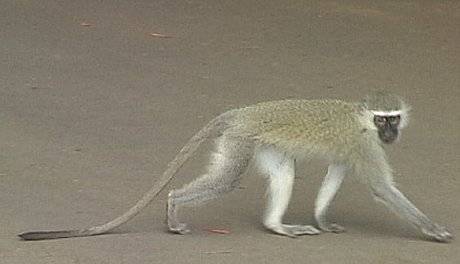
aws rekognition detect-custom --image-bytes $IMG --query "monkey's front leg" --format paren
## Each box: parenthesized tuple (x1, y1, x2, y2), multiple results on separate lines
(260, 151, 320, 237)
(314, 163, 347, 233)
(372, 183, 453, 242)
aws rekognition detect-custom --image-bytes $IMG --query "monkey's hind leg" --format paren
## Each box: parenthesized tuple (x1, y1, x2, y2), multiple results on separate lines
(167, 136, 253, 234)
(258, 148, 320, 237)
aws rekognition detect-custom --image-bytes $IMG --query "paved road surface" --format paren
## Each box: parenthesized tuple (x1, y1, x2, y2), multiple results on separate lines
(1, 1, 459, 263)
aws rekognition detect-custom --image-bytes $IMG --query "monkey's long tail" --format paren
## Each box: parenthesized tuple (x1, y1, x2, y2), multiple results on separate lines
(18, 116, 226, 240)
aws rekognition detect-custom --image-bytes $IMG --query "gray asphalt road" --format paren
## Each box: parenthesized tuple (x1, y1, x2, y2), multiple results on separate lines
(1, 1, 459, 263)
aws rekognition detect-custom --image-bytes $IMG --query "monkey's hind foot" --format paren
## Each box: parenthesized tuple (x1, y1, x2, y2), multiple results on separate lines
(318, 223, 345, 233)
(167, 222, 190, 235)
(267, 224, 321, 237)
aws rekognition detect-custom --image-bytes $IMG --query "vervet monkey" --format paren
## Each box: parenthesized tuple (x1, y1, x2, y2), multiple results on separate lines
(19, 94, 453, 242)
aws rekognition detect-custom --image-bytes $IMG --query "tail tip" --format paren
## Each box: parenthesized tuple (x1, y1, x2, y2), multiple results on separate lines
(18, 230, 77, 240)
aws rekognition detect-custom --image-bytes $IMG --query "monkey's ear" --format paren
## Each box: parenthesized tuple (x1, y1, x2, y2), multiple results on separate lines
(359, 96, 370, 112)
(398, 102, 411, 129)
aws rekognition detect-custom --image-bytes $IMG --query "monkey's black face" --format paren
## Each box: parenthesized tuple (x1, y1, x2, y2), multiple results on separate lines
(374, 115, 401, 144)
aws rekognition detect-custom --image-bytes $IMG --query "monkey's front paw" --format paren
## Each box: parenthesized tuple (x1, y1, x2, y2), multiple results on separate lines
(422, 225, 453, 242)
(318, 223, 345, 233)
(266, 224, 320, 237)
(284, 224, 321, 236)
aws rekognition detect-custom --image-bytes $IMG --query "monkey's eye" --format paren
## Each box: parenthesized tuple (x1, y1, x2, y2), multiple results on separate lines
(374, 116, 386, 126)
(388, 115, 401, 125)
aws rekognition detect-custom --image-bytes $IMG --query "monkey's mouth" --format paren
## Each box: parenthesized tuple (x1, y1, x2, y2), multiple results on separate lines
(379, 131, 398, 144)
(382, 138, 395, 144)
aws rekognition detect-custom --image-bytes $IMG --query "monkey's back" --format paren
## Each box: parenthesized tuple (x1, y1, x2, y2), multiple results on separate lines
(227, 99, 366, 157)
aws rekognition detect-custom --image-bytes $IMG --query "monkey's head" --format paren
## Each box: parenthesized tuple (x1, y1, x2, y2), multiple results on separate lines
(361, 93, 410, 144)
